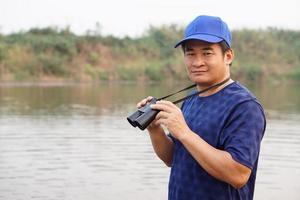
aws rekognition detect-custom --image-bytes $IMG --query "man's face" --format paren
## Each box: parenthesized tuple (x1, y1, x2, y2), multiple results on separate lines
(183, 40, 233, 86)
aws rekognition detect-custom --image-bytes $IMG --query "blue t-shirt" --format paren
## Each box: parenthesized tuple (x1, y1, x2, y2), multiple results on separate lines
(168, 81, 266, 200)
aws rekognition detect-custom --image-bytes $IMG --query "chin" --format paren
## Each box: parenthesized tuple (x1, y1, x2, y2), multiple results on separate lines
(190, 75, 211, 85)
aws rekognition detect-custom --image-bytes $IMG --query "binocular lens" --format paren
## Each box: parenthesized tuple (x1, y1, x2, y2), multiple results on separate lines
(127, 110, 142, 127)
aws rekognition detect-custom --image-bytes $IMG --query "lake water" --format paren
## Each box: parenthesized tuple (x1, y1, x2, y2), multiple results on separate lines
(0, 81, 300, 200)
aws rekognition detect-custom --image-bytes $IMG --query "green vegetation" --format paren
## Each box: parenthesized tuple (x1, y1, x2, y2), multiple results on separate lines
(0, 25, 299, 82)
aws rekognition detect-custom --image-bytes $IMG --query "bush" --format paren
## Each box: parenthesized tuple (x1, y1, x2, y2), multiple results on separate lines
(145, 63, 164, 81)
(117, 65, 142, 81)
(287, 67, 300, 80)
(242, 63, 263, 81)
(38, 54, 69, 76)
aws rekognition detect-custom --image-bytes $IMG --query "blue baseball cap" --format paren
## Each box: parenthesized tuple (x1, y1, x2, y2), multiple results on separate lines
(174, 15, 232, 48)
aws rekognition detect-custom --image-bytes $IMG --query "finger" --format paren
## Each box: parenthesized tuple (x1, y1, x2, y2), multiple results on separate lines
(155, 118, 167, 127)
(159, 101, 182, 114)
(156, 111, 169, 120)
(137, 96, 153, 108)
(146, 96, 153, 101)
(151, 103, 171, 112)
(151, 101, 175, 113)
(157, 100, 178, 109)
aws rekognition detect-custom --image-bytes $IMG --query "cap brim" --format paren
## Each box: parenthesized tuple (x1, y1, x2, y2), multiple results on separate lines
(174, 34, 223, 48)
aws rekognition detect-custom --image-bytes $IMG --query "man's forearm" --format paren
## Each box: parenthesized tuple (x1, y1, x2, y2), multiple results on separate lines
(148, 126, 174, 167)
(179, 130, 251, 189)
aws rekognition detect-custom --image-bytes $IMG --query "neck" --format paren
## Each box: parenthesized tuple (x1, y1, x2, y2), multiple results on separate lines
(196, 78, 233, 97)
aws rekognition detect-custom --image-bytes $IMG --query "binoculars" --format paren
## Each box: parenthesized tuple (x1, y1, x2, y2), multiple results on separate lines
(127, 98, 159, 130)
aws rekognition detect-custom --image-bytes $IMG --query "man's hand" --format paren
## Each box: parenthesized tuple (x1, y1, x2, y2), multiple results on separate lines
(136, 96, 160, 131)
(151, 100, 190, 140)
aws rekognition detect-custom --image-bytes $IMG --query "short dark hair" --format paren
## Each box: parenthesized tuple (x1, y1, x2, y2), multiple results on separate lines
(219, 40, 231, 54)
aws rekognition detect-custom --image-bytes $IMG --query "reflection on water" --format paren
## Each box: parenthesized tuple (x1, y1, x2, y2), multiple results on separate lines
(0, 81, 300, 200)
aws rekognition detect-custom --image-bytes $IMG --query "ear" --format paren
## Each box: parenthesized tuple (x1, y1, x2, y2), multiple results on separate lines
(225, 49, 234, 65)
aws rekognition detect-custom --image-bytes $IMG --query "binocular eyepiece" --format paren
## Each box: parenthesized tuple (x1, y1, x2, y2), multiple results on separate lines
(127, 98, 159, 130)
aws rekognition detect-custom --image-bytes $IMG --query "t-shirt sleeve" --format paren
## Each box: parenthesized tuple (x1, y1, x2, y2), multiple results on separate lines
(220, 100, 266, 169)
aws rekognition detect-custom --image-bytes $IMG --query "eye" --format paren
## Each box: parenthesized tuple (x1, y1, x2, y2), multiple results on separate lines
(185, 52, 195, 56)
(203, 51, 213, 56)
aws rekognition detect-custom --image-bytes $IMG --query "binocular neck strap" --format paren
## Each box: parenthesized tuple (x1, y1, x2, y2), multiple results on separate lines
(157, 84, 197, 101)
(157, 77, 230, 104)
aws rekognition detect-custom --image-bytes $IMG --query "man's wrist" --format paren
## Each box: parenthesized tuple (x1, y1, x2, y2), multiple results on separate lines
(177, 129, 195, 143)
(147, 125, 163, 134)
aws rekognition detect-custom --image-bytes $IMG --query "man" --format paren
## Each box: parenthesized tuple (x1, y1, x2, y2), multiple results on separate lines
(137, 15, 266, 200)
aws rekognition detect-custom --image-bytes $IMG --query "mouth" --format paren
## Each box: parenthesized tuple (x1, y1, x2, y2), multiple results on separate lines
(191, 70, 208, 74)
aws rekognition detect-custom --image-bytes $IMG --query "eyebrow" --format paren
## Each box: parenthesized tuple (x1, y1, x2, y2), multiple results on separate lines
(185, 47, 193, 52)
(202, 47, 213, 51)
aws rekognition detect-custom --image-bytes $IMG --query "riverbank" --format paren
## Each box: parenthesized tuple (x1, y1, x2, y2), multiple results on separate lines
(1, 26, 300, 82)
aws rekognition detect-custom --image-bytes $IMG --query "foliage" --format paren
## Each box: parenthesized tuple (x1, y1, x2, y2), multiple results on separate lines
(287, 66, 300, 80)
(0, 26, 300, 82)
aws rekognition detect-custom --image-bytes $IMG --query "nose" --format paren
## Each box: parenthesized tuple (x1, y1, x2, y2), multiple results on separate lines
(191, 55, 205, 67)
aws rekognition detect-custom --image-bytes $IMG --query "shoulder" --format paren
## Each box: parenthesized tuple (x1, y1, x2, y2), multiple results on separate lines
(221, 81, 265, 110)
(222, 82, 266, 134)
(222, 81, 265, 115)
(223, 81, 256, 101)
